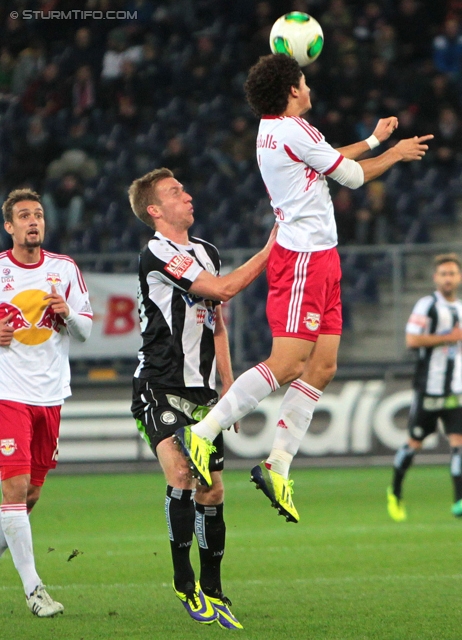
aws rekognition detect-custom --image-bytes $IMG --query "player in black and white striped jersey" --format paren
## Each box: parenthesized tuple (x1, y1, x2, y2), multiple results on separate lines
(387, 253, 462, 521)
(128, 167, 275, 628)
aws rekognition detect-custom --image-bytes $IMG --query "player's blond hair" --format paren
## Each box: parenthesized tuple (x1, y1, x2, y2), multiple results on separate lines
(2, 188, 42, 223)
(128, 167, 174, 229)
(434, 253, 462, 270)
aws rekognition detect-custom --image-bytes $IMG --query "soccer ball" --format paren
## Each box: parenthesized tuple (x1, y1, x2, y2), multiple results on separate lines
(269, 12, 324, 66)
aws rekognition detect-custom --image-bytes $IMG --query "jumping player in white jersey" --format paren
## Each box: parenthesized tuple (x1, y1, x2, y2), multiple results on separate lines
(0, 189, 92, 617)
(387, 254, 462, 522)
(174, 53, 433, 523)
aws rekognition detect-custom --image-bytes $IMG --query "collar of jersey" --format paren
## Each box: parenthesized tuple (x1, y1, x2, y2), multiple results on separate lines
(7, 248, 45, 269)
(154, 231, 192, 250)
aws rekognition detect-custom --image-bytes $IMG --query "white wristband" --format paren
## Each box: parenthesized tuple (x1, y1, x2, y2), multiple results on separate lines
(365, 134, 380, 150)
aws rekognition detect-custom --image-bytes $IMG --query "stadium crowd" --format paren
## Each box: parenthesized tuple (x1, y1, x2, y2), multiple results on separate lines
(0, 0, 460, 261)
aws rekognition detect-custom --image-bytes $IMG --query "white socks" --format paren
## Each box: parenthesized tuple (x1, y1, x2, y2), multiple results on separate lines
(0, 504, 41, 596)
(267, 379, 322, 478)
(192, 363, 279, 441)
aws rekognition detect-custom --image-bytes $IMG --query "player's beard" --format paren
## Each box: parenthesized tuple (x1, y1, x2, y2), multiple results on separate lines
(24, 232, 42, 248)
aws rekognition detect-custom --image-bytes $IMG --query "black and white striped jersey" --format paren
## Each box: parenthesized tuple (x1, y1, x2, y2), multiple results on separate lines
(134, 231, 221, 389)
(406, 290, 462, 395)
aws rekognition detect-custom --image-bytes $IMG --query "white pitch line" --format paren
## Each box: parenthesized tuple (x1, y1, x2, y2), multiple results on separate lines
(2, 573, 462, 592)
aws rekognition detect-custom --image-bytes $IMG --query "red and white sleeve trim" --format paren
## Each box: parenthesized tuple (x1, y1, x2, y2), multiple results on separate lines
(324, 154, 344, 175)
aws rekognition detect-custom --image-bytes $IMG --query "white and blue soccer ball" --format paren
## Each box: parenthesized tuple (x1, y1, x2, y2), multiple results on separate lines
(269, 12, 324, 67)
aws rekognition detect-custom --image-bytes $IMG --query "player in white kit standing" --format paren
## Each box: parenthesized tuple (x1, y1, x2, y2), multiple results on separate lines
(0, 189, 92, 616)
(174, 53, 433, 522)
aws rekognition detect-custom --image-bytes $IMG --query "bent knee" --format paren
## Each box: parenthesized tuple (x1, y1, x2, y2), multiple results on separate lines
(26, 485, 41, 511)
(323, 362, 337, 383)
(196, 481, 224, 505)
(306, 362, 337, 390)
(277, 362, 306, 386)
(26, 495, 39, 511)
(196, 488, 224, 505)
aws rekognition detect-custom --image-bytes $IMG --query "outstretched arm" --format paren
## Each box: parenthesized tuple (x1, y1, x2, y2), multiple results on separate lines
(358, 135, 433, 183)
(189, 224, 277, 302)
(330, 134, 433, 189)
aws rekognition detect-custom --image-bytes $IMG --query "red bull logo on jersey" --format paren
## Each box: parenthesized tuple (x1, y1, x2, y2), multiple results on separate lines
(0, 290, 64, 345)
(303, 312, 321, 331)
(46, 272, 62, 285)
(0, 302, 32, 329)
(0, 439, 17, 456)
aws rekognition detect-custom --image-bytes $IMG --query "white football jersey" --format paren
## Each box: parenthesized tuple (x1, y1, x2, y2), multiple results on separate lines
(0, 249, 92, 405)
(257, 115, 344, 252)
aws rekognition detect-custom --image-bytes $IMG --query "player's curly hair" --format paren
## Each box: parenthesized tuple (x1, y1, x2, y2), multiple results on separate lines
(128, 167, 174, 229)
(244, 54, 302, 117)
(2, 188, 42, 223)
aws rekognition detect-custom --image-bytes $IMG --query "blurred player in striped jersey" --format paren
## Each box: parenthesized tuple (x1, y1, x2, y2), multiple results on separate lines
(175, 53, 433, 523)
(388, 253, 462, 521)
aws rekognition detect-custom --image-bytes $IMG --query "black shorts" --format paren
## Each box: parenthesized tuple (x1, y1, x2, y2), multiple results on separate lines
(408, 392, 462, 441)
(131, 379, 224, 471)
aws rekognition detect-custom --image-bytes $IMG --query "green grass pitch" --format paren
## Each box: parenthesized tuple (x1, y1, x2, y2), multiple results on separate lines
(1, 466, 461, 639)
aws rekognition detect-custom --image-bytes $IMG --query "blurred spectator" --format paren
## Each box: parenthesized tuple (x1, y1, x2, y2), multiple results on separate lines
(418, 72, 461, 125)
(6, 116, 56, 188)
(352, 1, 385, 47)
(137, 37, 170, 107)
(333, 187, 357, 245)
(320, 109, 354, 148)
(117, 59, 143, 104)
(123, 0, 156, 30)
(42, 173, 85, 237)
(46, 149, 98, 183)
(432, 17, 462, 79)
(220, 116, 255, 163)
(0, 15, 30, 57)
(22, 62, 65, 118)
(373, 21, 398, 63)
(393, 0, 432, 63)
(356, 181, 392, 245)
(160, 136, 191, 182)
(432, 106, 462, 175)
(101, 28, 143, 81)
(62, 118, 97, 154)
(395, 107, 422, 140)
(320, 0, 352, 32)
(71, 65, 97, 119)
(11, 40, 46, 96)
(364, 58, 398, 113)
(247, 1, 279, 63)
(0, 49, 15, 96)
(60, 27, 103, 77)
